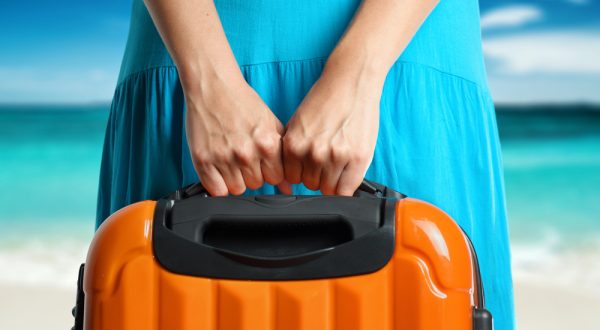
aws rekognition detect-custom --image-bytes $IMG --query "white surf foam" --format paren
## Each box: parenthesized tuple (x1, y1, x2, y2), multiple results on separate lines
(1, 231, 599, 293)
(0, 238, 89, 289)
(511, 230, 600, 293)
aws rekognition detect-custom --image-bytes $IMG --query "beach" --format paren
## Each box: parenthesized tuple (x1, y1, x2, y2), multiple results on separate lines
(514, 281, 600, 329)
(1, 106, 599, 329)
(0, 285, 76, 329)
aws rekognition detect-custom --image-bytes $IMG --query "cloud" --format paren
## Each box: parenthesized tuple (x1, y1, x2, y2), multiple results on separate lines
(0, 66, 117, 103)
(487, 74, 600, 103)
(565, 0, 590, 5)
(483, 31, 600, 75)
(481, 5, 543, 30)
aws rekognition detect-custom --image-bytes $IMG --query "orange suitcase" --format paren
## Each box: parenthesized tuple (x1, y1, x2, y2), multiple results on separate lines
(72, 181, 492, 330)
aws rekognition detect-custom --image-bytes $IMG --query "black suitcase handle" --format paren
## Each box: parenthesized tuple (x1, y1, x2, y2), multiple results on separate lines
(153, 180, 403, 280)
(171, 179, 404, 200)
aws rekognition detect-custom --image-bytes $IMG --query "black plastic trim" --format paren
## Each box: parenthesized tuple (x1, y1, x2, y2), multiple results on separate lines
(71, 263, 85, 330)
(153, 181, 401, 280)
(473, 307, 494, 330)
(463, 231, 486, 308)
(461, 228, 494, 329)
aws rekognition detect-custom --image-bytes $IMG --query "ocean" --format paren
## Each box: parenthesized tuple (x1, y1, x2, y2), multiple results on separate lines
(496, 106, 600, 291)
(0, 104, 599, 290)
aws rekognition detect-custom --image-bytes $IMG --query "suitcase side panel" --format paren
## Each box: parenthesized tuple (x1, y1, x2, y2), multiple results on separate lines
(394, 198, 474, 329)
(83, 201, 157, 330)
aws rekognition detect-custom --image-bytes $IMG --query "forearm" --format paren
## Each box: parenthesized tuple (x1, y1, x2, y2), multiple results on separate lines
(324, 0, 439, 86)
(143, 0, 244, 93)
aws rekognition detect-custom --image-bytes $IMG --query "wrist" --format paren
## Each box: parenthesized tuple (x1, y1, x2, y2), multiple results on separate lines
(322, 49, 388, 97)
(178, 57, 246, 99)
(323, 44, 390, 92)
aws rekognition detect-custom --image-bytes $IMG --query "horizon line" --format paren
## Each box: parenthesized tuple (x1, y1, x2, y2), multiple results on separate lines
(1, 101, 600, 111)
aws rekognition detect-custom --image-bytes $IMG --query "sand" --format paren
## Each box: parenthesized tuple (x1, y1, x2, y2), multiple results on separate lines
(0, 284, 76, 330)
(514, 281, 600, 330)
(1, 279, 598, 329)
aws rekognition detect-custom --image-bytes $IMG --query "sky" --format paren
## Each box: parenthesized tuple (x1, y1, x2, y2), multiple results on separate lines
(0, 0, 599, 104)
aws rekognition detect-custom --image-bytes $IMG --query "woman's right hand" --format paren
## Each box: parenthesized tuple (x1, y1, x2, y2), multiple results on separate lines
(144, 0, 290, 195)
(184, 74, 290, 196)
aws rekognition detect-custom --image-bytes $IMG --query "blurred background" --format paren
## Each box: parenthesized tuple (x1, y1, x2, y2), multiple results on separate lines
(0, 0, 598, 329)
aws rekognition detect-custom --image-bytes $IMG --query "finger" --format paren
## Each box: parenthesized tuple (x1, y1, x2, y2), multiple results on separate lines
(319, 163, 345, 195)
(284, 155, 303, 184)
(302, 144, 328, 191)
(261, 158, 284, 186)
(336, 162, 367, 196)
(282, 137, 304, 184)
(321, 145, 351, 195)
(257, 136, 285, 186)
(194, 163, 228, 196)
(302, 163, 322, 191)
(277, 180, 293, 195)
(233, 144, 263, 190)
(301, 154, 322, 191)
(239, 161, 264, 190)
(218, 164, 247, 195)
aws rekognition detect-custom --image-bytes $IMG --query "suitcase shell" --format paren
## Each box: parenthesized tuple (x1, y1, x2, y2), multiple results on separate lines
(78, 182, 492, 330)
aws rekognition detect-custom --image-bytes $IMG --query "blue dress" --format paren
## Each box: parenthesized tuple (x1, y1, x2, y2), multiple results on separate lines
(97, 0, 515, 328)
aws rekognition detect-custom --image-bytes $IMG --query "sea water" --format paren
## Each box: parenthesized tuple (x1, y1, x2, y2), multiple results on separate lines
(0, 105, 105, 287)
(497, 109, 600, 291)
(0, 105, 599, 290)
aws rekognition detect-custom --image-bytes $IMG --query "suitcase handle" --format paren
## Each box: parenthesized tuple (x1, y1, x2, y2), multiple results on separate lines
(173, 179, 404, 200)
(153, 180, 402, 280)
(197, 214, 353, 268)
(177, 213, 359, 268)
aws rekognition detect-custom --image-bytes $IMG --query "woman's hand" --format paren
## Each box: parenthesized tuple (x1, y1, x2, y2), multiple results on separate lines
(185, 73, 289, 196)
(282, 58, 384, 196)
(281, 0, 438, 195)
(144, 0, 293, 195)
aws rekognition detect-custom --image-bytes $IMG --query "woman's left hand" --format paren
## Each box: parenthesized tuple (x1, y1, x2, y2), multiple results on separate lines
(282, 59, 384, 196)
(280, 0, 438, 195)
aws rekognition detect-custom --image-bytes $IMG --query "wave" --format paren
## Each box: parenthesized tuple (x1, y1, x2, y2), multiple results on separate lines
(511, 230, 600, 293)
(1, 233, 599, 293)
(0, 239, 88, 289)
(503, 154, 600, 169)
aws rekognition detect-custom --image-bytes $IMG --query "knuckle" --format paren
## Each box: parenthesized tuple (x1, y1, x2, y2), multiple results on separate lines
(256, 135, 279, 157)
(233, 147, 254, 166)
(283, 135, 304, 157)
(282, 132, 295, 145)
(351, 150, 369, 164)
(309, 145, 328, 165)
(213, 149, 232, 164)
(330, 146, 350, 163)
(193, 150, 211, 166)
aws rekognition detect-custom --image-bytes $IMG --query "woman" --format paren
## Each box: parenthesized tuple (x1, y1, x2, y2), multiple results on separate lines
(96, 0, 515, 328)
